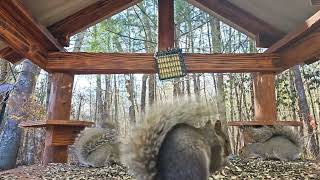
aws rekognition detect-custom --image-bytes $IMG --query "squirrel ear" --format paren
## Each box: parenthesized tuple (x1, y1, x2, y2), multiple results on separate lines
(214, 120, 222, 130)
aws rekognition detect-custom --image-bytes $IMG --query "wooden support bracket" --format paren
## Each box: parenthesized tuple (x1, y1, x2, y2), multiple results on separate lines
(20, 120, 93, 164)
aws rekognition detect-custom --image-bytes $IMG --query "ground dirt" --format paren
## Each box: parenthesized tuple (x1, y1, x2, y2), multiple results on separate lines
(0, 156, 319, 180)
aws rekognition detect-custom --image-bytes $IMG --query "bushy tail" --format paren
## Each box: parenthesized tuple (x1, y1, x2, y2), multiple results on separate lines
(121, 98, 218, 180)
(74, 127, 118, 166)
(245, 125, 303, 150)
(270, 126, 303, 150)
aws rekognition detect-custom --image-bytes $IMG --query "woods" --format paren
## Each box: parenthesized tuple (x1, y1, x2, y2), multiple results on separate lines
(0, 0, 319, 171)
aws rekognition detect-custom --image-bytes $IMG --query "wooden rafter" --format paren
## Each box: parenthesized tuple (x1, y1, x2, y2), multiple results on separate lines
(158, 0, 175, 50)
(310, 0, 320, 6)
(266, 10, 320, 69)
(0, 47, 24, 64)
(48, 0, 142, 46)
(187, 0, 285, 47)
(0, 0, 63, 68)
(46, 52, 281, 74)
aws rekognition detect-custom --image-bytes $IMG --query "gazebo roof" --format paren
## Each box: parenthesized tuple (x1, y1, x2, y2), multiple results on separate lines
(0, 0, 319, 73)
(226, 0, 317, 33)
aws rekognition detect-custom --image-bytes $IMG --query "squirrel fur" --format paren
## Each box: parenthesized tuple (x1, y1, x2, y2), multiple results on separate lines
(239, 126, 303, 161)
(121, 98, 231, 180)
(73, 121, 121, 167)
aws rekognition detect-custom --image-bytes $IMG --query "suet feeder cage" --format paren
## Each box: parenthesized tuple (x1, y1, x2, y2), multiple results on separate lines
(154, 48, 187, 80)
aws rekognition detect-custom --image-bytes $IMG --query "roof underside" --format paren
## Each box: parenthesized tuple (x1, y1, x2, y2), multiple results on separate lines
(227, 0, 317, 32)
(21, 0, 100, 27)
(0, 0, 318, 51)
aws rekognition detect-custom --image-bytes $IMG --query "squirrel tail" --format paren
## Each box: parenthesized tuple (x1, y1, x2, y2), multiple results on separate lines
(270, 126, 303, 150)
(120, 98, 218, 180)
(74, 127, 118, 166)
(245, 125, 303, 150)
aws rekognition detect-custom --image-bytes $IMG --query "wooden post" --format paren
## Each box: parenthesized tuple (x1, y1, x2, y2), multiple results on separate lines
(240, 72, 277, 145)
(253, 72, 277, 122)
(158, 0, 175, 50)
(43, 73, 74, 164)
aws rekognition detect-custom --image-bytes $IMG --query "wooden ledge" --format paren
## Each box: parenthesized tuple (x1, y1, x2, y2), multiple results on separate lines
(227, 120, 303, 127)
(20, 120, 93, 128)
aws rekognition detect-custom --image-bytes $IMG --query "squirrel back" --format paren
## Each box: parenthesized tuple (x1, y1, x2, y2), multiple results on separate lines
(121, 98, 231, 180)
(240, 126, 303, 161)
(73, 122, 120, 167)
(242, 126, 303, 149)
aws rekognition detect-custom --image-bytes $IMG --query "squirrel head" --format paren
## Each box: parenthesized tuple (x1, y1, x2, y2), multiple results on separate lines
(202, 120, 232, 172)
(213, 120, 232, 157)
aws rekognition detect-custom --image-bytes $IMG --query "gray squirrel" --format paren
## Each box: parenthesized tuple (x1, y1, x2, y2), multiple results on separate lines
(73, 121, 121, 167)
(121, 98, 231, 180)
(239, 126, 303, 161)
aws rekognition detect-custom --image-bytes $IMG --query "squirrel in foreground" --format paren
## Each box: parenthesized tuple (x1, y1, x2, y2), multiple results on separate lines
(121, 98, 232, 180)
(73, 122, 121, 167)
(239, 126, 303, 161)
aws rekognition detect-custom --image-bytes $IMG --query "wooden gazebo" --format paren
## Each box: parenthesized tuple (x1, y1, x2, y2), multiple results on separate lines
(0, 0, 319, 163)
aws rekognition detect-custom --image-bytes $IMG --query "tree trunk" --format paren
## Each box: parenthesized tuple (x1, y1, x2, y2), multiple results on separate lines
(210, 18, 226, 120)
(76, 94, 84, 120)
(289, 70, 298, 120)
(217, 74, 226, 119)
(140, 2, 156, 106)
(193, 74, 200, 96)
(113, 75, 119, 123)
(0, 60, 40, 170)
(96, 75, 104, 127)
(140, 75, 148, 113)
(293, 65, 319, 157)
(186, 75, 191, 96)
(148, 75, 155, 105)
(126, 75, 136, 123)
(104, 75, 111, 122)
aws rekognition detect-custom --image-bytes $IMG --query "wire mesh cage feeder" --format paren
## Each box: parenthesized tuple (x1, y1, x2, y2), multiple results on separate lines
(154, 48, 187, 80)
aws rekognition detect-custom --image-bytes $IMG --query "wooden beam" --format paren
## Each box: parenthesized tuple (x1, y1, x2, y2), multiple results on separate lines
(158, 0, 175, 50)
(266, 10, 320, 69)
(48, 0, 142, 46)
(278, 30, 320, 69)
(187, 0, 284, 47)
(228, 121, 303, 127)
(0, 47, 24, 64)
(46, 52, 281, 74)
(0, 0, 64, 68)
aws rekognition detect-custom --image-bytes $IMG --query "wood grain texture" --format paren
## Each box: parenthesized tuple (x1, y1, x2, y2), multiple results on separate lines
(21, 119, 92, 163)
(187, 0, 284, 47)
(253, 73, 277, 122)
(0, 0, 64, 68)
(48, 0, 142, 46)
(0, 47, 24, 63)
(20, 120, 93, 128)
(158, 0, 175, 50)
(46, 52, 281, 74)
(44, 73, 74, 164)
(47, 73, 74, 120)
(279, 30, 320, 69)
(42, 141, 68, 163)
(227, 120, 303, 126)
(47, 126, 84, 146)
